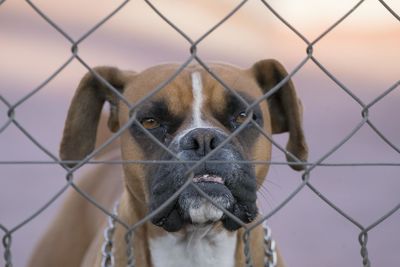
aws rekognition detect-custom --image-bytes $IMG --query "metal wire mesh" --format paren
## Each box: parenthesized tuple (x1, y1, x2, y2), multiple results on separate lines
(0, 1, 399, 267)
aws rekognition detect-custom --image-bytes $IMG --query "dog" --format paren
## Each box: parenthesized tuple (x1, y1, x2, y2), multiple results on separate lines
(28, 59, 307, 267)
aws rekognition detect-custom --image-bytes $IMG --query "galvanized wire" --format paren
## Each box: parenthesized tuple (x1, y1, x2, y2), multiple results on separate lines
(0, 1, 399, 267)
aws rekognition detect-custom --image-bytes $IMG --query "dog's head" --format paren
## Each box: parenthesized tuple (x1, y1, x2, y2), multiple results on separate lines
(60, 60, 307, 232)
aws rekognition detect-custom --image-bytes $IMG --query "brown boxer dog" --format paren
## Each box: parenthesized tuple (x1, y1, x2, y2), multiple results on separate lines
(29, 60, 307, 267)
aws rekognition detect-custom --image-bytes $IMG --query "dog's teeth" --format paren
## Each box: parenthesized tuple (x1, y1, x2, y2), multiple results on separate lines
(193, 174, 223, 184)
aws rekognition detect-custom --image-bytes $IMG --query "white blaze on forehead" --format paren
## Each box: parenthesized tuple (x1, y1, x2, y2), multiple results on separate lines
(174, 71, 212, 146)
(191, 71, 207, 128)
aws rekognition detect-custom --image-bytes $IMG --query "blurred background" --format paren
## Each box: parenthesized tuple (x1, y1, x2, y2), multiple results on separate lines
(0, 0, 399, 266)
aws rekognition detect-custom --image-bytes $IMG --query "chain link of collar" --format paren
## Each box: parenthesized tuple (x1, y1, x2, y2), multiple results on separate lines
(101, 203, 119, 267)
(262, 221, 277, 267)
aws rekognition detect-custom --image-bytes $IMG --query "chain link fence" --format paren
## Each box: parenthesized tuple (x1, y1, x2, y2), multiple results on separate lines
(1, 1, 399, 266)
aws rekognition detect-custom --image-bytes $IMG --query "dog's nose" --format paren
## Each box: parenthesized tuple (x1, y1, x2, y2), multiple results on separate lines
(179, 128, 224, 156)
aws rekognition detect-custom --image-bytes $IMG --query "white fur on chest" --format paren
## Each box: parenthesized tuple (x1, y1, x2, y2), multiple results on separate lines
(150, 226, 236, 267)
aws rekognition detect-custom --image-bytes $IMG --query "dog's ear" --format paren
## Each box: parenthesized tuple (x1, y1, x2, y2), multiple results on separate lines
(60, 66, 130, 165)
(251, 59, 308, 171)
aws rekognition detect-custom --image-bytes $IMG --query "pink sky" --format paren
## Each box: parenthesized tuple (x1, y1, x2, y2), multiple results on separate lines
(0, 0, 399, 87)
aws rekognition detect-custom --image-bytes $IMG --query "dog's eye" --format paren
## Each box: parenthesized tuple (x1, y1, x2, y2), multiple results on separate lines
(235, 112, 248, 124)
(141, 118, 160, 129)
(234, 112, 258, 125)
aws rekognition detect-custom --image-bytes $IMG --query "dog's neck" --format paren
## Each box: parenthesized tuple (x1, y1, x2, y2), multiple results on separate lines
(149, 224, 237, 267)
(103, 193, 267, 267)
(118, 192, 238, 267)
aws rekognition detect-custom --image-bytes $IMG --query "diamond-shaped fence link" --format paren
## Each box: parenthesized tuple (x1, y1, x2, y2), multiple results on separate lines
(0, 1, 399, 267)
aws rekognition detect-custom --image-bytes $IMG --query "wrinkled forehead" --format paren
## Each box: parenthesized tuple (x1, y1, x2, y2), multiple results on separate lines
(122, 64, 263, 115)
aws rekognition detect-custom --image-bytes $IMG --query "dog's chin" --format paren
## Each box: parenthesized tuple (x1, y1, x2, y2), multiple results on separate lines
(178, 180, 235, 226)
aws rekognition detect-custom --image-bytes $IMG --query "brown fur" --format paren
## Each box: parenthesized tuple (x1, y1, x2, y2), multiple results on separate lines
(29, 60, 307, 267)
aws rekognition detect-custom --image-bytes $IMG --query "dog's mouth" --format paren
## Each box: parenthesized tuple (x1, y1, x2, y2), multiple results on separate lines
(150, 169, 258, 232)
(150, 144, 258, 232)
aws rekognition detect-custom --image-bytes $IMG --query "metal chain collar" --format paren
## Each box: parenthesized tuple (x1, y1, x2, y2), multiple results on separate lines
(101, 203, 119, 267)
(262, 221, 278, 267)
(101, 203, 277, 267)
